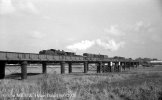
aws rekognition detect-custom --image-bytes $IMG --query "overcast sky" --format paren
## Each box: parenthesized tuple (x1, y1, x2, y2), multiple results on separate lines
(0, 0, 162, 59)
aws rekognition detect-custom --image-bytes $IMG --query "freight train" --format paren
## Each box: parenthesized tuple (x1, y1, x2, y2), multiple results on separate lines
(39, 49, 76, 56)
(39, 49, 109, 59)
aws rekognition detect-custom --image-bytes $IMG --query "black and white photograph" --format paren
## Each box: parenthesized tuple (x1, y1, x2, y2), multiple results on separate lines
(0, 0, 162, 100)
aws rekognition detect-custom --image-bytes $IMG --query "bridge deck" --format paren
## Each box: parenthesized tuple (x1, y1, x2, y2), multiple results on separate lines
(0, 51, 137, 63)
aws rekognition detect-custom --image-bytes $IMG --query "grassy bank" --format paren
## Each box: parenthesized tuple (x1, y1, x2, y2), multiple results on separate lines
(0, 66, 162, 100)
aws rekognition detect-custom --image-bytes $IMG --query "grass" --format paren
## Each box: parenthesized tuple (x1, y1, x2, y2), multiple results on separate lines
(0, 65, 162, 100)
(67, 72, 162, 100)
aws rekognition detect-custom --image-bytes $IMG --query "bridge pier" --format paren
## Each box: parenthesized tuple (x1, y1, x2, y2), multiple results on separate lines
(121, 62, 125, 71)
(87, 63, 89, 71)
(107, 62, 111, 72)
(132, 62, 135, 68)
(84, 62, 88, 73)
(130, 62, 133, 69)
(68, 62, 72, 73)
(131, 62, 133, 68)
(42, 62, 47, 74)
(135, 62, 138, 68)
(97, 62, 102, 73)
(134, 62, 137, 68)
(125, 62, 128, 70)
(120, 62, 123, 71)
(114, 62, 117, 72)
(133, 62, 135, 68)
(127, 62, 131, 70)
(114, 62, 118, 72)
(129, 62, 131, 70)
(21, 61, 28, 80)
(136, 62, 139, 68)
(110, 62, 114, 72)
(60, 61, 65, 74)
(126, 62, 128, 70)
(118, 62, 122, 72)
(102, 63, 106, 73)
(0, 62, 6, 79)
(124, 62, 127, 70)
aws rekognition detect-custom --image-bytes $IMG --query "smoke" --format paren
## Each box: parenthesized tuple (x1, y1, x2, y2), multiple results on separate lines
(66, 39, 125, 52)
(66, 40, 95, 51)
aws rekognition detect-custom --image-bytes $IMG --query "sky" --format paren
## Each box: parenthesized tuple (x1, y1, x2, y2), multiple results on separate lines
(0, 0, 162, 59)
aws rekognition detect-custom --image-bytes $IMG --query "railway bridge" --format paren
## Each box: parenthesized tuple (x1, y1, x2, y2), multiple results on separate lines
(0, 51, 139, 80)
